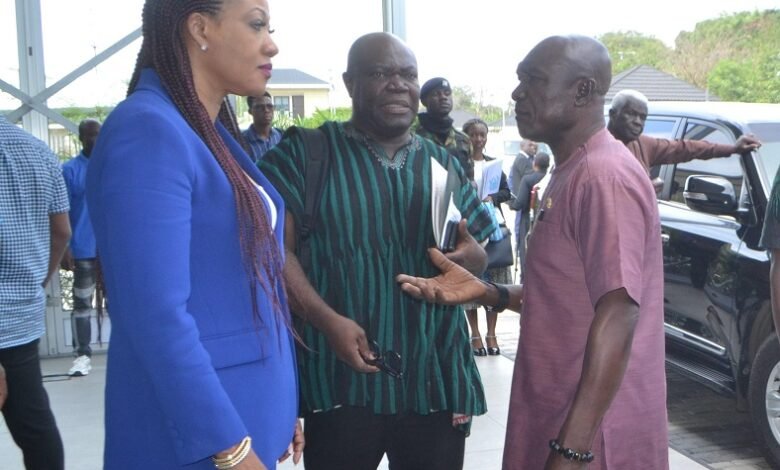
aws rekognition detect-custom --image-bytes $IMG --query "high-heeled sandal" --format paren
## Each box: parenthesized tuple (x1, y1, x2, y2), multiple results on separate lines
(471, 336, 487, 356)
(485, 335, 501, 356)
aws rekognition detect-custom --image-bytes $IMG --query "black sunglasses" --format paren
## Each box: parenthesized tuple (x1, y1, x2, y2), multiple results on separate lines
(362, 340, 404, 379)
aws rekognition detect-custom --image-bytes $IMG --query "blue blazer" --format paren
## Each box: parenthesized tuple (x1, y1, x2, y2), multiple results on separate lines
(87, 69, 297, 469)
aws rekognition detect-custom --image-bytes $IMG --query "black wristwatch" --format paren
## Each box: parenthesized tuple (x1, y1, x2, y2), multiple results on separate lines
(485, 281, 509, 313)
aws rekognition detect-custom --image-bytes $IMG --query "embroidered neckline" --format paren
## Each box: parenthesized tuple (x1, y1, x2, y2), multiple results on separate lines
(341, 122, 420, 170)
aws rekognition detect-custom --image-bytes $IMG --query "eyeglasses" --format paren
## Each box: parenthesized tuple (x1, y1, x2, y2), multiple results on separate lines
(253, 104, 275, 111)
(362, 340, 404, 379)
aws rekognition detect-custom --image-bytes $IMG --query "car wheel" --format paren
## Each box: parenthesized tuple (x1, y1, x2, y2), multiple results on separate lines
(749, 335, 780, 468)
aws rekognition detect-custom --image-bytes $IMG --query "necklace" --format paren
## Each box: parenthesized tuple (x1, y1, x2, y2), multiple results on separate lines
(342, 123, 420, 170)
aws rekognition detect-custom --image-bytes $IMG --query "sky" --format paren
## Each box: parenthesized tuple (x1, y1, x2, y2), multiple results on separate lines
(1, 0, 778, 112)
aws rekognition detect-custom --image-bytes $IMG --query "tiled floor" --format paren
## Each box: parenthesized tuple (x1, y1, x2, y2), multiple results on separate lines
(2, 313, 708, 469)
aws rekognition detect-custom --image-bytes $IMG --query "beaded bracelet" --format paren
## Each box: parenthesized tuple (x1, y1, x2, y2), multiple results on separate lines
(548, 439, 594, 463)
(213, 436, 252, 469)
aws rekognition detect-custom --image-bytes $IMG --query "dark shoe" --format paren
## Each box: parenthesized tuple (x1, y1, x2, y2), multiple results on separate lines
(485, 335, 500, 356)
(471, 336, 487, 356)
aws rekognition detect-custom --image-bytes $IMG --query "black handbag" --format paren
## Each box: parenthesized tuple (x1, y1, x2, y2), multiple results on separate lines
(485, 226, 514, 270)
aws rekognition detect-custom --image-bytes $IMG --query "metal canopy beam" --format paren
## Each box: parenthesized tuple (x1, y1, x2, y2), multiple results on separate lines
(4, 28, 142, 129)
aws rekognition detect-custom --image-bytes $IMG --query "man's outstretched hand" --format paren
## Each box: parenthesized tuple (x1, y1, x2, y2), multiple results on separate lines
(397, 247, 486, 305)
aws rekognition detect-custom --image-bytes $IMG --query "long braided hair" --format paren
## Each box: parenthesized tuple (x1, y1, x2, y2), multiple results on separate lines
(129, 0, 289, 332)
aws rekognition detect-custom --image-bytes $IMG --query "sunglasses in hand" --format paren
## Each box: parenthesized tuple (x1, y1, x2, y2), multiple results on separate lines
(361, 340, 404, 379)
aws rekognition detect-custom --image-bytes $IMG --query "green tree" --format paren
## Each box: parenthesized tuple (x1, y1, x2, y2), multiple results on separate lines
(598, 31, 672, 74)
(599, 10, 780, 103)
(708, 55, 780, 103)
(671, 10, 780, 102)
(451, 86, 503, 124)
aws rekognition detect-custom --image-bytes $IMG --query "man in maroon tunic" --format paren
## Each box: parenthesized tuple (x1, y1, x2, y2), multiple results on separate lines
(397, 35, 669, 469)
(608, 89, 761, 192)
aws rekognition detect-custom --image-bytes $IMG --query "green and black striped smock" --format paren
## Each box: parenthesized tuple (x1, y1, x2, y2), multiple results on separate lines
(260, 121, 496, 417)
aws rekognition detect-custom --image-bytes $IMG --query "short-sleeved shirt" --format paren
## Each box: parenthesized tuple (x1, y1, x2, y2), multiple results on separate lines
(62, 152, 96, 259)
(242, 125, 282, 163)
(261, 121, 496, 417)
(503, 129, 668, 469)
(0, 117, 70, 348)
(761, 168, 780, 250)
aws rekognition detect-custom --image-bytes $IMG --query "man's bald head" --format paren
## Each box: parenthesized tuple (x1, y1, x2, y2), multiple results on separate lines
(345, 32, 415, 76)
(512, 35, 612, 152)
(529, 35, 611, 98)
(342, 32, 420, 141)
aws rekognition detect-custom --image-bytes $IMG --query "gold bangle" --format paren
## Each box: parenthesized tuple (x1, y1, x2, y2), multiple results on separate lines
(212, 436, 252, 469)
(213, 443, 250, 470)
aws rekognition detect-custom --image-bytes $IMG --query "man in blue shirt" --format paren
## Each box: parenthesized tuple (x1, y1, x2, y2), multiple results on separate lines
(0, 115, 70, 469)
(61, 119, 100, 376)
(242, 92, 282, 163)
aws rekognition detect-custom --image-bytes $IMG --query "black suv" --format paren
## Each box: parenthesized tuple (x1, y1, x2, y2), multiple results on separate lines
(645, 101, 780, 466)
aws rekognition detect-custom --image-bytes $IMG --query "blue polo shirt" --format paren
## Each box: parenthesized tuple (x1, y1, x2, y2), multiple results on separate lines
(0, 117, 69, 348)
(241, 125, 282, 163)
(62, 152, 96, 259)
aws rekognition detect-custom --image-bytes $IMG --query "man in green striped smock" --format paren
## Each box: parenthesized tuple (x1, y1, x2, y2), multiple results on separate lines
(260, 32, 496, 470)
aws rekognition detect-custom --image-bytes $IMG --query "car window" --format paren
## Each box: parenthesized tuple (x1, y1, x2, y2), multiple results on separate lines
(670, 121, 743, 206)
(643, 118, 677, 139)
(750, 123, 780, 191)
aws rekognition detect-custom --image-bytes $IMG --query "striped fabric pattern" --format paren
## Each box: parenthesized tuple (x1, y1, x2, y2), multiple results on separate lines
(261, 121, 495, 416)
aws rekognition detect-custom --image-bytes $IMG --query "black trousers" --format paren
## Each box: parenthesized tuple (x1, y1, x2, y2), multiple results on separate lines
(303, 406, 465, 470)
(0, 340, 64, 470)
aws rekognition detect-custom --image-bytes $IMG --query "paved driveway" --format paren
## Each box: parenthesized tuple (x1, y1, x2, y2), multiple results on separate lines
(493, 310, 771, 469)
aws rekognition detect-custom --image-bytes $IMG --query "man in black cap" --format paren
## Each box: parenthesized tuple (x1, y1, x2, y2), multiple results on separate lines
(415, 77, 473, 176)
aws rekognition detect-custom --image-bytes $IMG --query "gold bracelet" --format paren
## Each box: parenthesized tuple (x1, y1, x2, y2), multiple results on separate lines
(213, 443, 250, 470)
(212, 436, 252, 469)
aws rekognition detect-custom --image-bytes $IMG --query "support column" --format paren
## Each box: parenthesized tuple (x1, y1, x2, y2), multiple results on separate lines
(382, 0, 407, 41)
(16, 0, 48, 140)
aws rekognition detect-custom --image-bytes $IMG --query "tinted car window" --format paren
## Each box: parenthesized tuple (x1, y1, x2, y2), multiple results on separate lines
(670, 122, 742, 205)
(751, 123, 780, 190)
(643, 118, 677, 139)
(645, 118, 678, 179)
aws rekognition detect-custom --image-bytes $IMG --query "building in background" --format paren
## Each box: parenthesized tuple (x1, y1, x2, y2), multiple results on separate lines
(606, 65, 721, 102)
(266, 68, 331, 119)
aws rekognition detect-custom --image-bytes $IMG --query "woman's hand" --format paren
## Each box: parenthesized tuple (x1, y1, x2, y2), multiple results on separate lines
(279, 419, 304, 465)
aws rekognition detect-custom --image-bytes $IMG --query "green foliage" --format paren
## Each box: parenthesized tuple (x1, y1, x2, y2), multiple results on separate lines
(598, 31, 672, 74)
(452, 86, 503, 124)
(671, 10, 780, 94)
(708, 55, 780, 103)
(600, 10, 780, 103)
(59, 106, 112, 124)
(273, 107, 353, 130)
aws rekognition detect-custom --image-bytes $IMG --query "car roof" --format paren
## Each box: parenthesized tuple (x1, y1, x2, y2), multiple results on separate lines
(645, 101, 780, 127)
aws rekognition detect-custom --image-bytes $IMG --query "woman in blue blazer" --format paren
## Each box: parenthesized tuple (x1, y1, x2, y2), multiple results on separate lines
(86, 1, 300, 468)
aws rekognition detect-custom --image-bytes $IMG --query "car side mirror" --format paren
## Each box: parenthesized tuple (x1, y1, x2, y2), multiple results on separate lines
(683, 175, 737, 216)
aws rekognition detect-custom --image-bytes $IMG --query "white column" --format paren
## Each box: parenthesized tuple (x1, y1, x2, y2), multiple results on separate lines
(15, 0, 49, 140)
(382, 0, 407, 41)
